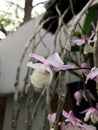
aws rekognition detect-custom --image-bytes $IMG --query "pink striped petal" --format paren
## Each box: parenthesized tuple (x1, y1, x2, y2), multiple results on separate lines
(29, 53, 48, 64)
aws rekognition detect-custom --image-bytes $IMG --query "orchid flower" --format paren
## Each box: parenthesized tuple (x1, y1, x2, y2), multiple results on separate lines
(85, 67, 98, 84)
(73, 31, 96, 54)
(27, 52, 75, 72)
(62, 110, 82, 126)
(74, 89, 95, 106)
(27, 53, 75, 88)
(73, 31, 96, 46)
(81, 107, 98, 124)
(48, 110, 96, 130)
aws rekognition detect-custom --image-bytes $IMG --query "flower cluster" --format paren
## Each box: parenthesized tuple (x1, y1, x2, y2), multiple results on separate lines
(47, 110, 96, 130)
(27, 31, 98, 129)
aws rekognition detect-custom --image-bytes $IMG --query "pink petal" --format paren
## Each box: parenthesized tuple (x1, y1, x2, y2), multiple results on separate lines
(81, 63, 89, 76)
(85, 67, 98, 84)
(62, 110, 68, 118)
(29, 53, 48, 64)
(47, 52, 64, 67)
(57, 64, 75, 71)
(68, 111, 82, 125)
(73, 39, 84, 45)
(81, 62, 88, 68)
(47, 113, 56, 123)
(89, 31, 95, 40)
(61, 122, 66, 130)
(62, 110, 82, 126)
(74, 90, 83, 106)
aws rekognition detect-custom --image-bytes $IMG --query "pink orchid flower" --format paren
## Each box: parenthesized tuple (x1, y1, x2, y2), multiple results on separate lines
(85, 67, 98, 84)
(73, 31, 96, 54)
(81, 107, 98, 124)
(27, 52, 75, 71)
(74, 89, 95, 106)
(73, 31, 96, 46)
(62, 110, 82, 126)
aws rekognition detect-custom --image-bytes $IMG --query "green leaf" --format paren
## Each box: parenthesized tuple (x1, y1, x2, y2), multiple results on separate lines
(83, 3, 98, 35)
(71, 45, 80, 52)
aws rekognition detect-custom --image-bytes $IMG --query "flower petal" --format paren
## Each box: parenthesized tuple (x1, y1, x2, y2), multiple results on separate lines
(47, 52, 64, 66)
(72, 39, 85, 45)
(61, 122, 66, 130)
(62, 110, 68, 118)
(27, 62, 44, 69)
(47, 113, 56, 123)
(85, 67, 98, 83)
(84, 44, 94, 54)
(29, 53, 48, 64)
(57, 64, 75, 71)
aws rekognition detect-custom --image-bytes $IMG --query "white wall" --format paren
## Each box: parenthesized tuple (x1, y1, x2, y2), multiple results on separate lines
(0, 14, 81, 94)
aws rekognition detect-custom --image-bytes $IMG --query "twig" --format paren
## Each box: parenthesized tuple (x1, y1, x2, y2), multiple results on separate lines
(46, 86, 52, 114)
(51, 4, 70, 53)
(31, 85, 47, 125)
(40, 109, 50, 130)
(12, 92, 22, 130)
(25, 86, 34, 130)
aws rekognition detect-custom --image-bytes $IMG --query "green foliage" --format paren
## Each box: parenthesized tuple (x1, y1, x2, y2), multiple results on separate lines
(83, 3, 98, 35)
(0, 1, 24, 31)
(0, 17, 12, 26)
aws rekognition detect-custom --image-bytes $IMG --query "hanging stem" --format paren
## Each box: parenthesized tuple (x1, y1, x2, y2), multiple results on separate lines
(25, 86, 34, 130)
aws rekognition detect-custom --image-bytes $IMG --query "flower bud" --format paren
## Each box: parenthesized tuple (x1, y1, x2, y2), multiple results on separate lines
(74, 90, 83, 106)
